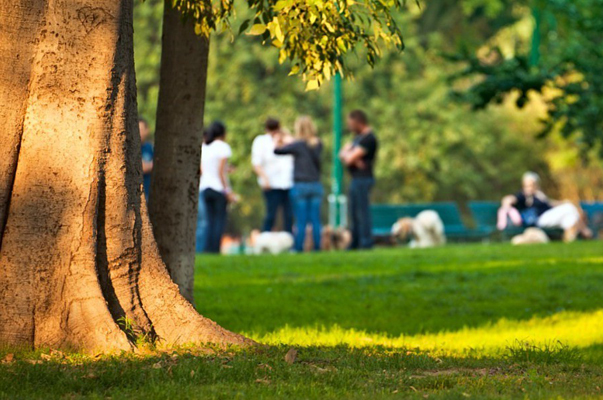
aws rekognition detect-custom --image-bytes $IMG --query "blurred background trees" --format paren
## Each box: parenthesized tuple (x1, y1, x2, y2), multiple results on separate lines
(134, 0, 603, 233)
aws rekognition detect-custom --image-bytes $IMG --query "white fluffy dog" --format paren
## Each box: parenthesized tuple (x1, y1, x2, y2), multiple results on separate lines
(250, 230, 294, 254)
(511, 227, 550, 245)
(391, 210, 446, 248)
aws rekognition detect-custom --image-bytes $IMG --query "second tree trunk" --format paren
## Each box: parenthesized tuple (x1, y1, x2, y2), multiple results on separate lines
(149, 1, 211, 304)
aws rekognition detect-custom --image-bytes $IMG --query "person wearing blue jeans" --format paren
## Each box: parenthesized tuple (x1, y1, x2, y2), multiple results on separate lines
(195, 191, 208, 253)
(349, 177, 375, 249)
(203, 188, 228, 253)
(290, 182, 323, 251)
(262, 189, 293, 233)
(274, 116, 323, 252)
(340, 110, 378, 250)
(199, 121, 236, 254)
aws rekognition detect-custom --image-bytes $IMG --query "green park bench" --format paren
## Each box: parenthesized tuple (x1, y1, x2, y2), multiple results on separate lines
(580, 202, 603, 237)
(371, 202, 482, 240)
(467, 201, 520, 238)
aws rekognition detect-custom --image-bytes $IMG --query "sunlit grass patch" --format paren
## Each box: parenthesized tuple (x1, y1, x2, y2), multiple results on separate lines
(251, 309, 603, 357)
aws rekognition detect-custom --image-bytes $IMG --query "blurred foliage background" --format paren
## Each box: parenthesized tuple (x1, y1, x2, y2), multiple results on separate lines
(133, 0, 603, 233)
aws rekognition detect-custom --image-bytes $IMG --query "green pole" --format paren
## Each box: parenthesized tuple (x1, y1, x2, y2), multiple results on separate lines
(331, 73, 344, 227)
(530, 7, 541, 67)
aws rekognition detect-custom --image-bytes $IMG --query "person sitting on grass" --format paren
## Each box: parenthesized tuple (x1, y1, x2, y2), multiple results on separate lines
(497, 171, 592, 242)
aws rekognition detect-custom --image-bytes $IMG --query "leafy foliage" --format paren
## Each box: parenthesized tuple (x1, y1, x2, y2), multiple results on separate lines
(451, 0, 603, 155)
(134, 1, 163, 131)
(172, 0, 410, 89)
(449, 52, 546, 110)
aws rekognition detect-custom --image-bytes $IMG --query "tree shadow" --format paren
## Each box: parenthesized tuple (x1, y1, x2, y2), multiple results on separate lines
(1, 343, 602, 398)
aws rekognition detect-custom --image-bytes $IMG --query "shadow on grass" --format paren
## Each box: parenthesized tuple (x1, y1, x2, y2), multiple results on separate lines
(1, 343, 603, 399)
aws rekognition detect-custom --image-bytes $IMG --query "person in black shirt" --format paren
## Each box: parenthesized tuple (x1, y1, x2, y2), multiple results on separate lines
(340, 110, 378, 249)
(499, 171, 592, 242)
(274, 116, 323, 251)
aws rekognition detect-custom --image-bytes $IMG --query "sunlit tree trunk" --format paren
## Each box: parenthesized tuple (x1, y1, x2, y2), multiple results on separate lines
(149, 1, 210, 304)
(0, 0, 248, 352)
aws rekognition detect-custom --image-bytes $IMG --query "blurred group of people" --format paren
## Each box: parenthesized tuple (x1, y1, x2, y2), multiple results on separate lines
(140, 115, 594, 255)
(191, 110, 378, 254)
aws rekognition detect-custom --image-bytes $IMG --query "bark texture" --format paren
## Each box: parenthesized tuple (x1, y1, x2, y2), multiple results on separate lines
(149, 1, 210, 304)
(0, 0, 250, 352)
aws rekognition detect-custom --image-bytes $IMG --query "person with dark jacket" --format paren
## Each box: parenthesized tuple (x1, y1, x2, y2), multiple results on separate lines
(274, 116, 323, 252)
(339, 110, 378, 250)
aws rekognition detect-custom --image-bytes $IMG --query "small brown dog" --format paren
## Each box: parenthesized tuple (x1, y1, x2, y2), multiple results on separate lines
(307, 225, 351, 251)
(392, 218, 414, 242)
(300, 225, 352, 251)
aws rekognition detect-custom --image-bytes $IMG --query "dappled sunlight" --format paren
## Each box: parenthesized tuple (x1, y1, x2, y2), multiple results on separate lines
(251, 309, 603, 357)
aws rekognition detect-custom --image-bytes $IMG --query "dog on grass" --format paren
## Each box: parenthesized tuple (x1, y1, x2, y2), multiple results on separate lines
(249, 230, 294, 254)
(302, 225, 352, 251)
(391, 210, 446, 248)
(320, 225, 352, 251)
(511, 227, 550, 245)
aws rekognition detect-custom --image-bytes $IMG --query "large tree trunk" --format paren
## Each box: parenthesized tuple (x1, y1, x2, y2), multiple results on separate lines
(0, 0, 249, 352)
(149, 1, 209, 304)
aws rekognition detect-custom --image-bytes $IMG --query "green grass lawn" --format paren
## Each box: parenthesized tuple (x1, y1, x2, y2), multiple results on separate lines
(2, 242, 603, 399)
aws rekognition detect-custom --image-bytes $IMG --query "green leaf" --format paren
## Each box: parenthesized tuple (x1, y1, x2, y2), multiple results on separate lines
(248, 24, 267, 35)
(238, 19, 251, 35)
(305, 79, 320, 90)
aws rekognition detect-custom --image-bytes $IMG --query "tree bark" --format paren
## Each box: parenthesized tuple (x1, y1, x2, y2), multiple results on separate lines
(148, 1, 209, 304)
(0, 0, 250, 352)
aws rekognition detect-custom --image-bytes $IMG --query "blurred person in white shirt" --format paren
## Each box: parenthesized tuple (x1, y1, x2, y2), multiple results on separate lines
(251, 118, 294, 233)
(200, 121, 237, 253)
